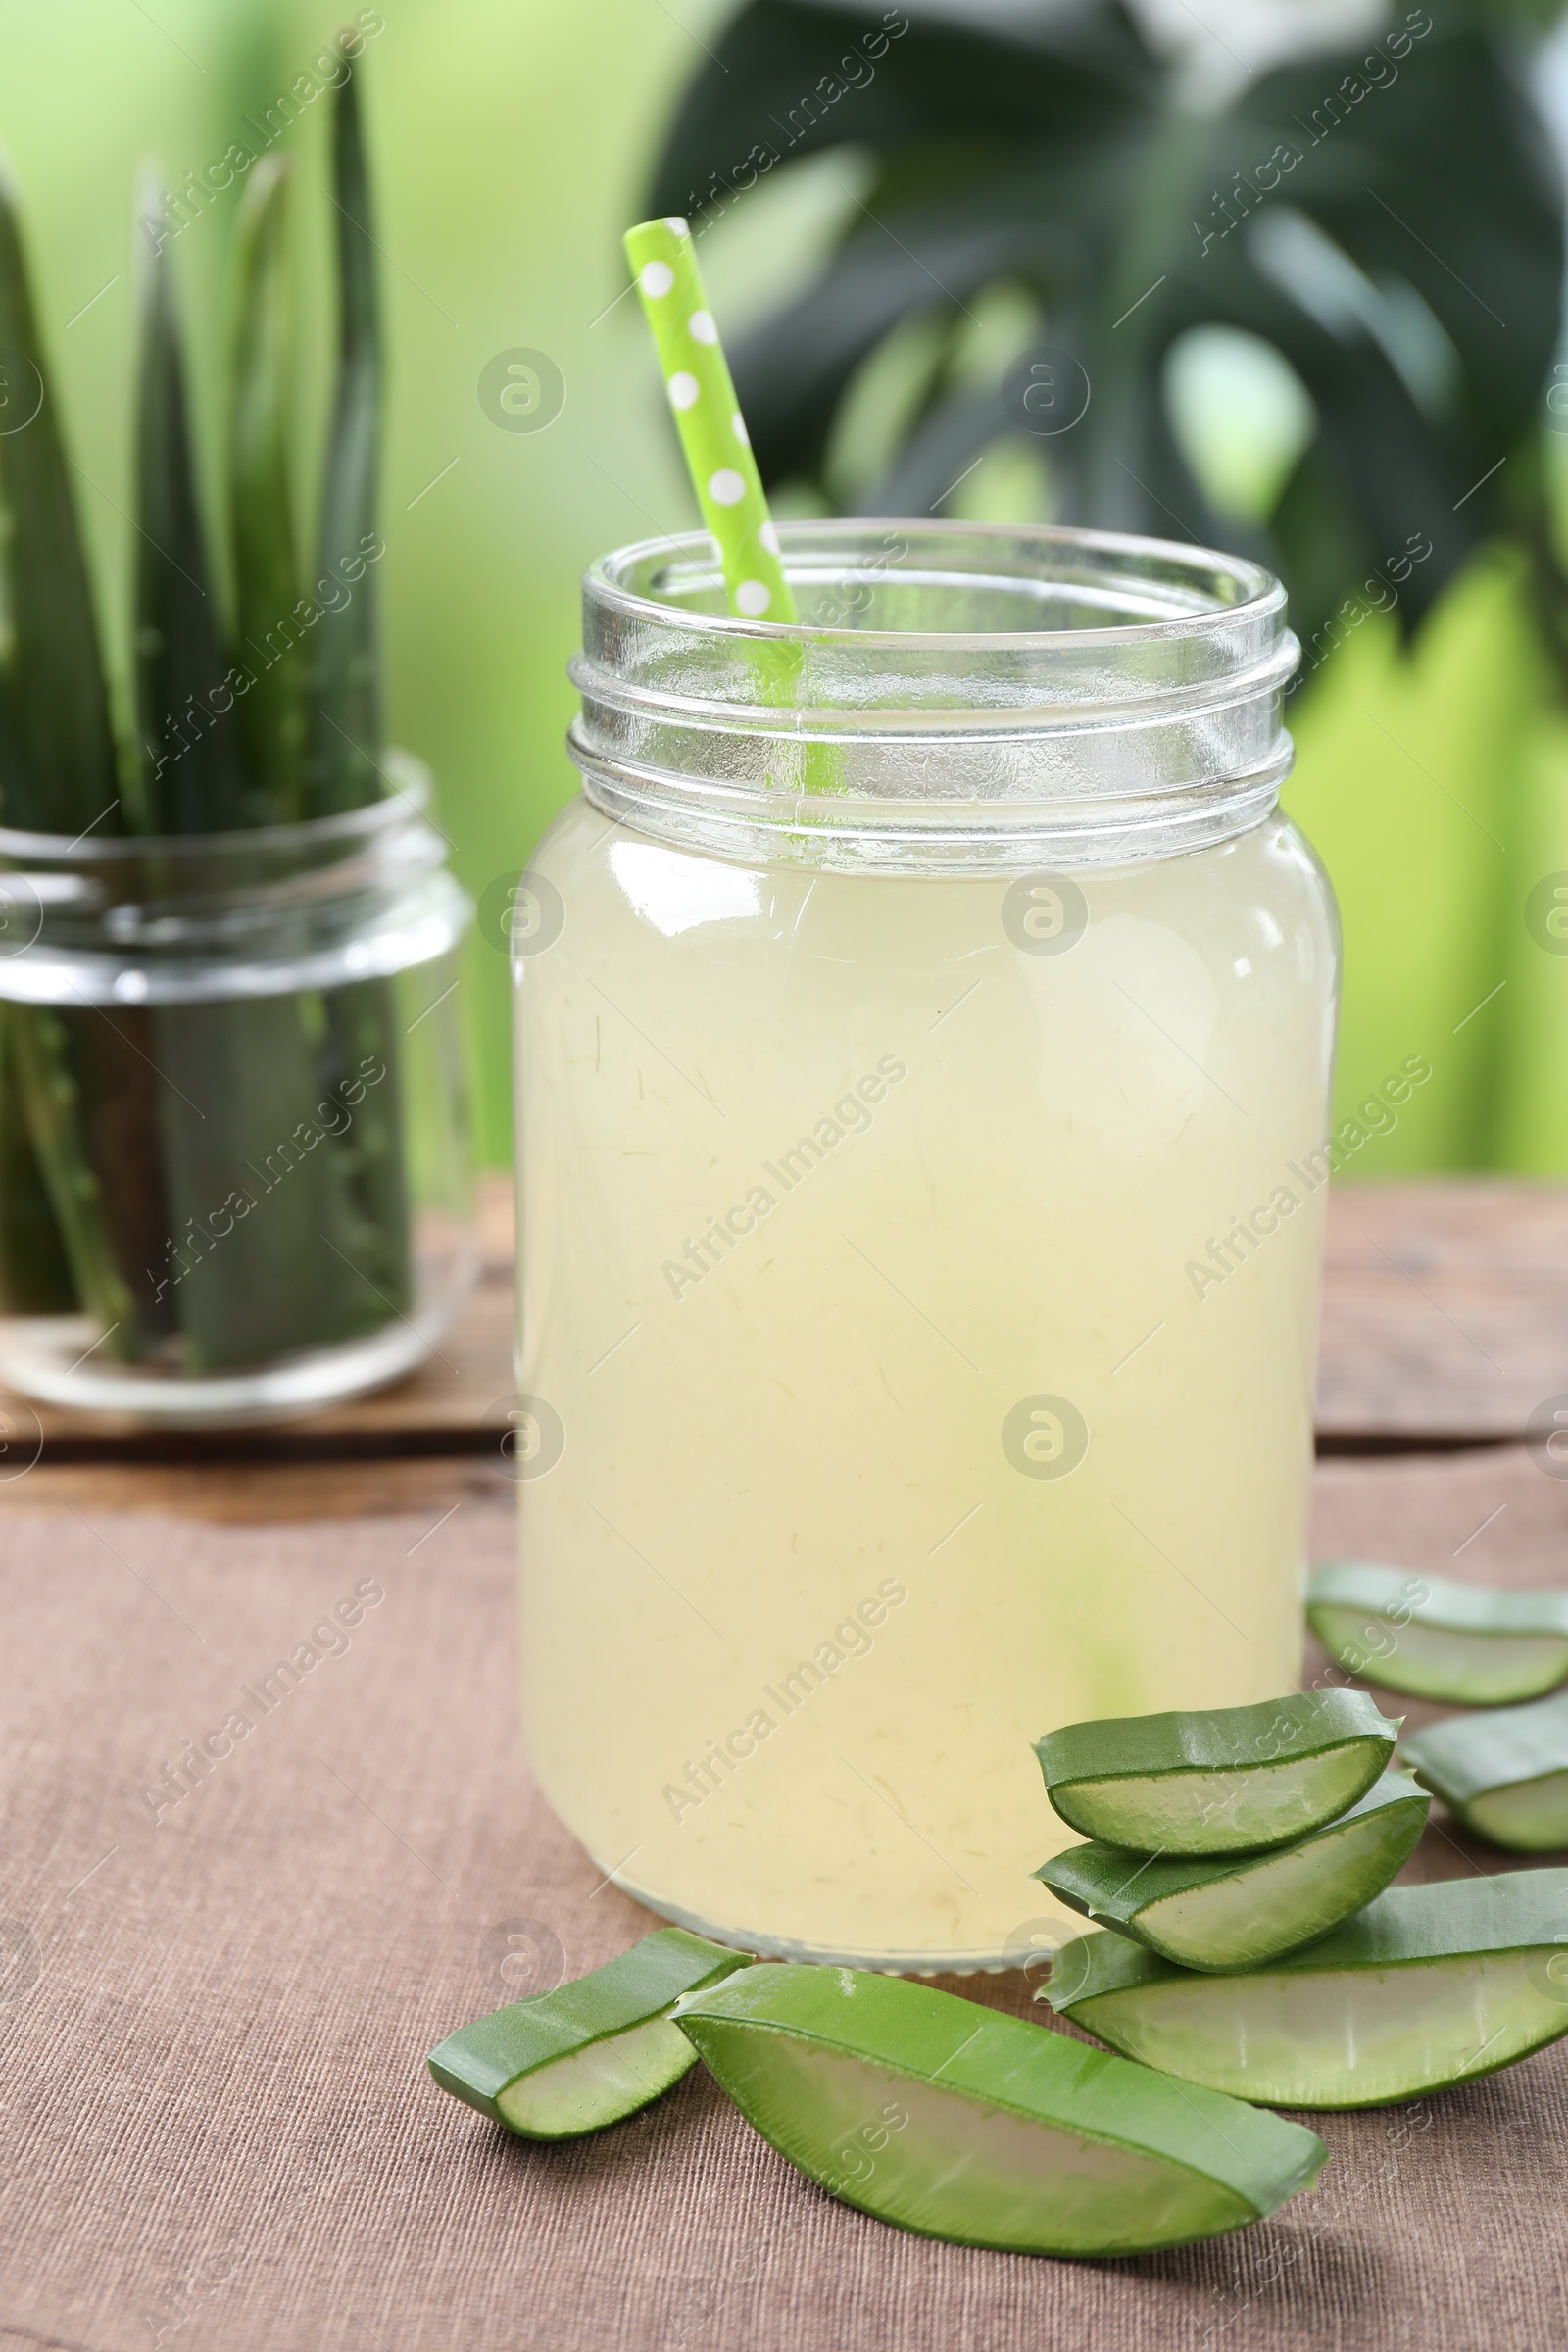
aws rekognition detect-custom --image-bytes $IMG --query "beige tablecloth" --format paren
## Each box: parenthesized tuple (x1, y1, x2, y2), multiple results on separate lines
(3, 1446, 1567, 2352)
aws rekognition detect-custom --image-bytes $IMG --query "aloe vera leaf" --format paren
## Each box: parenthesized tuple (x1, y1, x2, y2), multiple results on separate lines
(0, 157, 120, 836)
(1308, 1560, 1568, 1704)
(291, 48, 414, 1336)
(427, 1930, 751, 2140)
(1035, 1689, 1401, 1856)
(1, 902, 177, 1367)
(303, 44, 382, 818)
(147, 990, 398, 1371)
(134, 178, 257, 835)
(0, 1004, 74, 1311)
(1403, 1692, 1568, 1851)
(313, 976, 412, 1311)
(8, 1005, 139, 1348)
(227, 154, 304, 821)
(0, 166, 154, 1342)
(1047, 1871, 1568, 2108)
(673, 1965, 1326, 2256)
(1036, 1772, 1431, 1973)
(68, 1002, 179, 1351)
(3, 998, 175, 1360)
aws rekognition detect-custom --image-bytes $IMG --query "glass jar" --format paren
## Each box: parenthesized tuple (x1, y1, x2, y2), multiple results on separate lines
(514, 521, 1338, 1973)
(0, 754, 474, 1426)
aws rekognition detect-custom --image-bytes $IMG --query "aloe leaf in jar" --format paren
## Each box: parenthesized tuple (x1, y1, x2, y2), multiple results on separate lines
(514, 522, 1339, 1973)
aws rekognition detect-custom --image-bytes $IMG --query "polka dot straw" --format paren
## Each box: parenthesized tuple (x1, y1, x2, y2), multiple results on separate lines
(624, 216, 799, 625)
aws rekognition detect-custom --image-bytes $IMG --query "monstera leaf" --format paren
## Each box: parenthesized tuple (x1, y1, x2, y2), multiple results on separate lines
(647, 0, 1564, 662)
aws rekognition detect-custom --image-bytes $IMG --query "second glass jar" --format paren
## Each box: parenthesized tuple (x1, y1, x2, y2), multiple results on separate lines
(0, 757, 473, 1426)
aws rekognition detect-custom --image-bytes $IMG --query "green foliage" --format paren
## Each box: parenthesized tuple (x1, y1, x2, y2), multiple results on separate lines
(228, 155, 305, 818)
(647, 0, 1565, 662)
(0, 160, 120, 838)
(0, 27, 384, 838)
(136, 174, 258, 832)
(0, 35, 414, 1374)
(304, 44, 383, 816)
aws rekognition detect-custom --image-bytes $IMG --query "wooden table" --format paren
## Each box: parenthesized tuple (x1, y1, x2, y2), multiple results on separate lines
(3, 1174, 1563, 1515)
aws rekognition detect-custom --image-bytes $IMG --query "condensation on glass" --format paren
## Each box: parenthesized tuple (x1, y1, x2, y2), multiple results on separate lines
(514, 522, 1339, 1973)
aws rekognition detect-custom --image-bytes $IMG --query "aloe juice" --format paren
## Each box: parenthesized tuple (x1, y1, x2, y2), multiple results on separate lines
(514, 794, 1338, 1971)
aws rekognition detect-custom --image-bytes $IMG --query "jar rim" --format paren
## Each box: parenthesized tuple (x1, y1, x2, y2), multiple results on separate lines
(587, 518, 1284, 650)
(0, 750, 468, 1004)
(0, 749, 430, 866)
(572, 520, 1297, 870)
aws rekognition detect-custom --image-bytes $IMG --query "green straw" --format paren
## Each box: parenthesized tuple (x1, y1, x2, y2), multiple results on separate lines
(624, 216, 798, 625)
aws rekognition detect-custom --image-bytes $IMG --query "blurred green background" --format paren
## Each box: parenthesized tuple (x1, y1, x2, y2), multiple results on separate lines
(4, 0, 1567, 1171)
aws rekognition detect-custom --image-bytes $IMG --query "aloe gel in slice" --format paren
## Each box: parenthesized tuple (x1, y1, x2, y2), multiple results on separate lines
(1035, 1688, 1400, 1855)
(1036, 1771, 1429, 1971)
(673, 1964, 1326, 2256)
(1047, 1870, 1568, 2108)
(1403, 1692, 1568, 1851)
(1307, 1561, 1568, 1704)
(427, 1928, 751, 2139)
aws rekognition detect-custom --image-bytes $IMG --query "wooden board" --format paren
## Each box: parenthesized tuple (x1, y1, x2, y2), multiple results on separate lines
(0, 1453, 516, 1521)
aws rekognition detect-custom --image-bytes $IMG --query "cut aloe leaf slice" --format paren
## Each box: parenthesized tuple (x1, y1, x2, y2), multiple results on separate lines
(1047, 1870, 1568, 2108)
(1035, 1771, 1430, 1971)
(673, 1963, 1326, 2256)
(1035, 1688, 1400, 1855)
(1404, 1692, 1568, 1851)
(426, 1928, 750, 2139)
(1307, 1561, 1568, 1704)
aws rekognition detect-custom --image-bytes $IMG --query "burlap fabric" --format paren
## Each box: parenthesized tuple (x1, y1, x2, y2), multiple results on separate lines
(3, 1447, 1566, 2351)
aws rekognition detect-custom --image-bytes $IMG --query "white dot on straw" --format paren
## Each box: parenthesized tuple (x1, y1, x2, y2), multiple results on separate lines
(735, 580, 772, 616)
(731, 411, 750, 446)
(663, 216, 690, 237)
(688, 310, 717, 345)
(709, 468, 745, 507)
(759, 521, 780, 555)
(667, 371, 700, 411)
(639, 260, 674, 298)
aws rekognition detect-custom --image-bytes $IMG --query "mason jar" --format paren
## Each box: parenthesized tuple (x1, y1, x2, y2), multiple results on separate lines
(514, 521, 1338, 1974)
(0, 755, 474, 1426)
